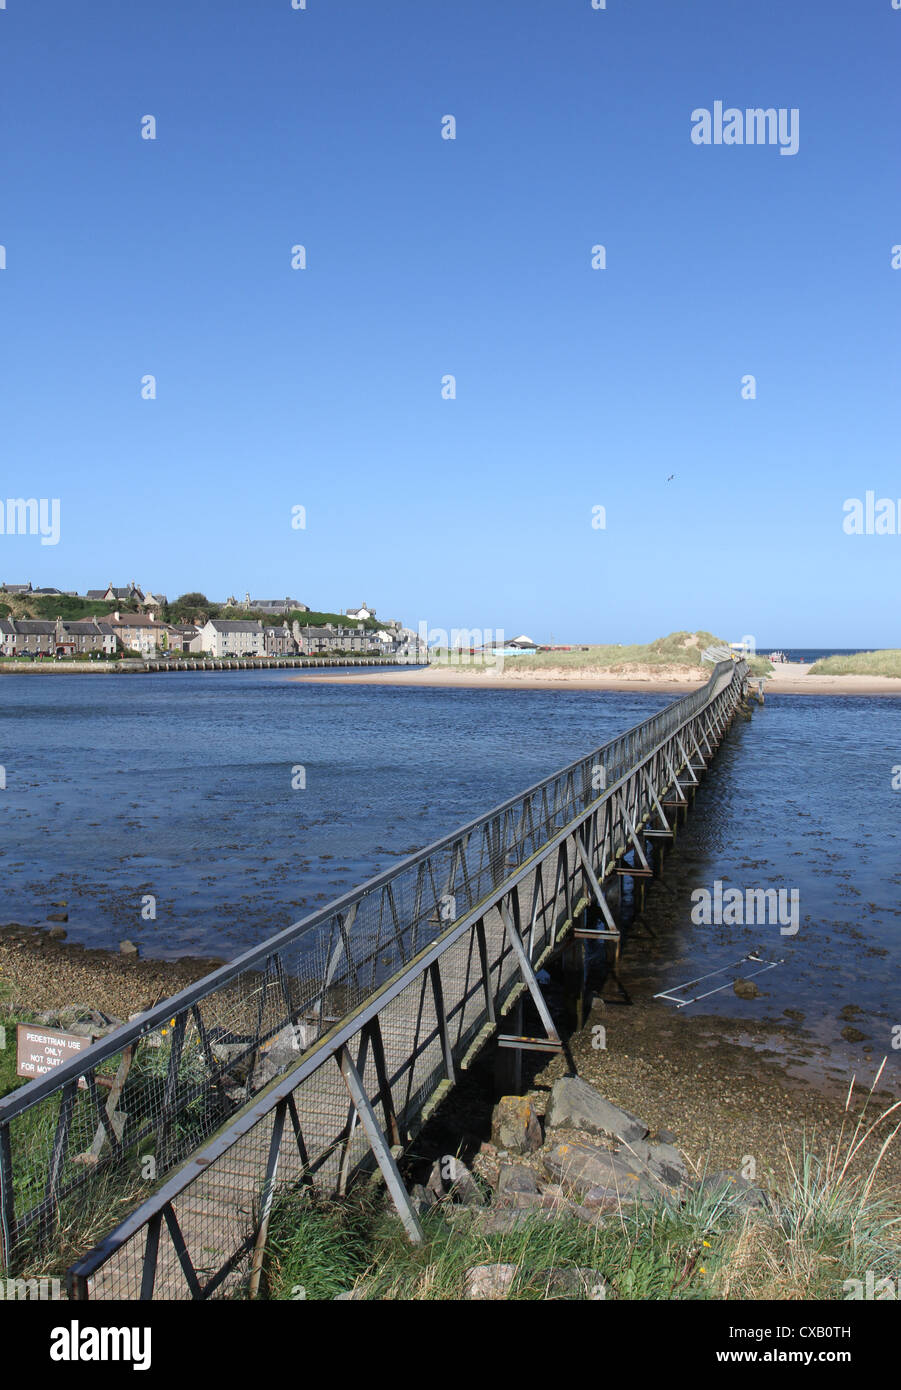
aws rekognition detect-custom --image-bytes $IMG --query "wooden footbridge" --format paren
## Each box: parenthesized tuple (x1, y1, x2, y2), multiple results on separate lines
(0, 658, 749, 1299)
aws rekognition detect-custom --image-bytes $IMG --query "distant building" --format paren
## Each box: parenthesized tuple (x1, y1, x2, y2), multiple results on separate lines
(199, 618, 265, 658)
(0, 619, 55, 655)
(0, 582, 32, 596)
(264, 624, 298, 656)
(104, 611, 171, 656)
(170, 625, 202, 653)
(345, 603, 373, 621)
(243, 593, 308, 615)
(0, 619, 19, 656)
(53, 619, 117, 657)
(86, 582, 146, 605)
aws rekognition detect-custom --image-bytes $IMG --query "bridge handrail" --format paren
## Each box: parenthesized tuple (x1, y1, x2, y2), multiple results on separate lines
(0, 658, 745, 1266)
(0, 659, 738, 1126)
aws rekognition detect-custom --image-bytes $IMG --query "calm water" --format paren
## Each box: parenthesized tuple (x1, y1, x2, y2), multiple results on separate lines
(1, 671, 898, 1086)
(0, 671, 672, 956)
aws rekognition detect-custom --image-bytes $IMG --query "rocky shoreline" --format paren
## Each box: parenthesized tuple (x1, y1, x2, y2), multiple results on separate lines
(0, 922, 220, 1022)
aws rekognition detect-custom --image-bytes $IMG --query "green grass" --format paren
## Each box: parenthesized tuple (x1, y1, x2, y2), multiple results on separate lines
(808, 650, 901, 678)
(260, 1073, 900, 1301)
(261, 1164, 900, 1301)
(0, 991, 217, 1278)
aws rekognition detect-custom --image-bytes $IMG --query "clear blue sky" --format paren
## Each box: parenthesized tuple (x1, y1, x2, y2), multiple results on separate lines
(1, 0, 899, 646)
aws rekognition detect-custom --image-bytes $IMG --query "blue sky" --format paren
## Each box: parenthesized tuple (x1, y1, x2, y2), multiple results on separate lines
(1, 0, 899, 646)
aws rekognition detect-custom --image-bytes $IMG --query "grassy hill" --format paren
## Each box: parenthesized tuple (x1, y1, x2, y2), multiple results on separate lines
(1, 593, 382, 632)
(809, 650, 901, 678)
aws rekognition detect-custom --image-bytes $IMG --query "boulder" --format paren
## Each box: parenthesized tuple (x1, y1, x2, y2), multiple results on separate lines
(464, 1205, 561, 1235)
(543, 1142, 658, 1201)
(54, 1004, 92, 1026)
(464, 1263, 518, 1300)
(446, 1157, 485, 1207)
(47, 912, 68, 924)
(696, 1170, 770, 1211)
(491, 1095, 542, 1153)
(544, 1077, 648, 1144)
(119, 940, 139, 957)
(622, 1139, 690, 1189)
(48, 925, 67, 940)
(496, 1164, 540, 1198)
(733, 979, 760, 1000)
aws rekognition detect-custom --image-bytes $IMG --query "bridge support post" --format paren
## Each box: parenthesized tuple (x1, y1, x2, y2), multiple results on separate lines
(494, 997, 525, 1095)
(554, 930, 587, 1033)
(337, 1046, 424, 1244)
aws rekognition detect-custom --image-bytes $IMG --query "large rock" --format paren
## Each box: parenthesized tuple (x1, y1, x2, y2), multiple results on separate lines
(424, 1157, 484, 1206)
(544, 1077, 648, 1144)
(496, 1163, 540, 1197)
(543, 1142, 658, 1201)
(624, 1139, 690, 1189)
(491, 1095, 542, 1153)
(251, 1022, 311, 1090)
(458, 1204, 562, 1234)
(696, 1170, 770, 1211)
(464, 1264, 518, 1300)
(445, 1157, 485, 1207)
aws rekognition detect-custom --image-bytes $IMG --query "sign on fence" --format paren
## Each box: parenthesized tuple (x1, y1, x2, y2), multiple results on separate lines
(16, 1025, 89, 1083)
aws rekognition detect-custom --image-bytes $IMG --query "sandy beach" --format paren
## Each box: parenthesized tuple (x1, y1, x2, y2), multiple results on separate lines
(293, 661, 901, 696)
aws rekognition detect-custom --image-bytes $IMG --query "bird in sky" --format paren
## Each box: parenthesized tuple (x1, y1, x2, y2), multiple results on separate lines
(666, 474, 675, 482)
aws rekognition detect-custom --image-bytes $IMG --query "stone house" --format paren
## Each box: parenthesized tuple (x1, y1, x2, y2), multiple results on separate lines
(54, 619, 117, 656)
(263, 624, 298, 656)
(0, 619, 56, 655)
(104, 611, 171, 656)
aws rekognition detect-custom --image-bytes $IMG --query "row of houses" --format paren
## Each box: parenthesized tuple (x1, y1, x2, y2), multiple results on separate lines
(0, 618, 118, 658)
(0, 614, 426, 660)
(193, 619, 425, 660)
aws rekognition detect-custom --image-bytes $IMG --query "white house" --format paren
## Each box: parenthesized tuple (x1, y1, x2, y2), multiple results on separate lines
(199, 618, 265, 657)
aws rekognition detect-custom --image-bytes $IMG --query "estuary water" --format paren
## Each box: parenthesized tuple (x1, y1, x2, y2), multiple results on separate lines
(0, 670, 898, 1087)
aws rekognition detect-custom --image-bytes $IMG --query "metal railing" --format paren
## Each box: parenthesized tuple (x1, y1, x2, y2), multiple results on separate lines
(0, 660, 747, 1294)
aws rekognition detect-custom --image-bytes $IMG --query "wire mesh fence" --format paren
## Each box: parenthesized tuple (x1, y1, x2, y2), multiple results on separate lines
(1, 659, 745, 1283)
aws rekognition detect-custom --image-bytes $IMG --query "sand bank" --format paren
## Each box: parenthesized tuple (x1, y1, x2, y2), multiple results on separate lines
(293, 662, 901, 696)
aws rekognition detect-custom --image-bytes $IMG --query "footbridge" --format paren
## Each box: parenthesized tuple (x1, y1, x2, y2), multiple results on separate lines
(0, 658, 749, 1298)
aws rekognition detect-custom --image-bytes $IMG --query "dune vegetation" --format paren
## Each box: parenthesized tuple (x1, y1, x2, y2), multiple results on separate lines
(808, 651, 901, 678)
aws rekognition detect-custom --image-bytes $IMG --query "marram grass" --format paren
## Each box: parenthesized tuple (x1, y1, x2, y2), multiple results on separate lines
(261, 1069, 899, 1301)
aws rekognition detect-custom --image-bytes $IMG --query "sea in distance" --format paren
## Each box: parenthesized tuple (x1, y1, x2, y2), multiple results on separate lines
(0, 665, 898, 1095)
